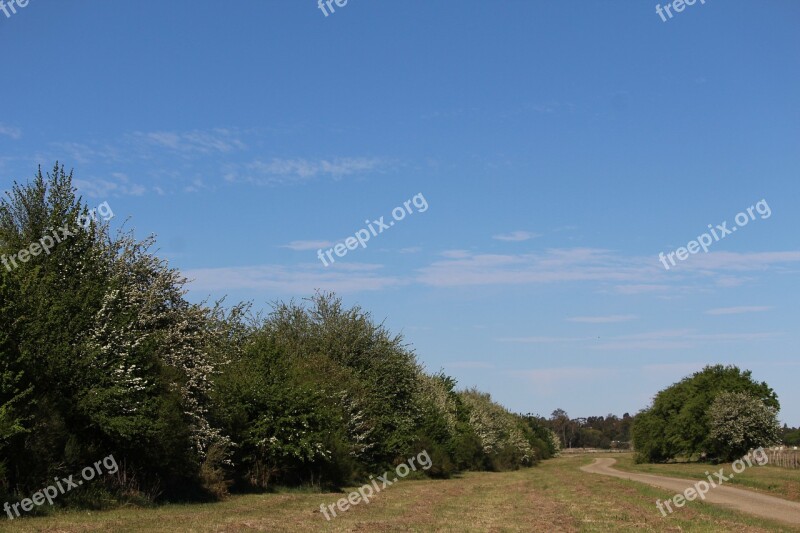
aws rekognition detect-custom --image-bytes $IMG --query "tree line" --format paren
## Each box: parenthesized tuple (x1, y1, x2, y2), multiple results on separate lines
(0, 165, 559, 511)
(540, 411, 633, 450)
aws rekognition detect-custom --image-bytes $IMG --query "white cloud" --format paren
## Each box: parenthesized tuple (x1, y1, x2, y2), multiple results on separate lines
(682, 251, 800, 271)
(228, 157, 386, 185)
(567, 315, 637, 323)
(492, 230, 541, 242)
(185, 262, 405, 295)
(134, 129, 246, 154)
(612, 284, 671, 294)
(642, 362, 707, 375)
(74, 172, 147, 198)
(416, 248, 800, 289)
(282, 240, 334, 251)
(499, 328, 781, 350)
(49, 142, 120, 165)
(445, 361, 495, 369)
(591, 329, 781, 351)
(0, 124, 21, 139)
(499, 336, 588, 343)
(516, 366, 620, 395)
(418, 248, 653, 287)
(440, 249, 472, 259)
(706, 306, 772, 315)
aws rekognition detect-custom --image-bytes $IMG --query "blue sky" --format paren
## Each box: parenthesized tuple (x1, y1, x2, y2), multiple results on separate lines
(2, 1, 799, 424)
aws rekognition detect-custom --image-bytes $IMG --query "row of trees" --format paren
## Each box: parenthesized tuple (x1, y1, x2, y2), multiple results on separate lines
(0, 165, 559, 510)
(545, 410, 632, 449)
(782, 425, 800, 446)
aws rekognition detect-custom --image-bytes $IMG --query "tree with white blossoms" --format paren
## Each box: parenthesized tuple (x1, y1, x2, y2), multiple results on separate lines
(1, 163, 559, 505)
(547, 429, 561, 456)
(459, 388, 535, 468)
(86, 232, 232, 462)
(708, 391, 781, 461)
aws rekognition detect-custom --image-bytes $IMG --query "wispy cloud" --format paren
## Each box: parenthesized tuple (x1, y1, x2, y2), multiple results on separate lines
(612, 284, 672, 295)
(499, 328, 782, 350)
(24, 129, 392, 197)
(74, 172, 147, 198)
(418, 248, 653, 287)
(445, 361, 495, 369)
(592, 329, 781, 351)
(282, 240, 334, 251)
(642, 362, 707, 375)
(49, 142, 120, 165)
(681, 251, 800, 271)
(516, 366, 619, 395)
(492, 230, 540, 242)
(416, 248, 800, 289)
(185, 262, 405, 295)
(226, 157, 386, 185)
(706, 306, 772, 315)
(499, 336, 588, 343)
(567, 314, 637, 324)
(133, 129, 246, 154)
(0, 124, 21, 140)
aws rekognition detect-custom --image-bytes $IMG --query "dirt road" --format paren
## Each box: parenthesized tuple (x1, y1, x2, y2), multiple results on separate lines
(582, 457, 800, 526)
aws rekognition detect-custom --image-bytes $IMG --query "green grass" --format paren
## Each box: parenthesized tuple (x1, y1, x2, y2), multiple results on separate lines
(5, 455, 798, 532)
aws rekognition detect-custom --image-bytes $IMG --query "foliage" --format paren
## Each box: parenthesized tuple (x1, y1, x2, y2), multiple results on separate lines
(633, 365, 779, 463)
(7, 164, 712, 511)
(708, 391, 781, 461)
(538, 410, 632, 450)
(783, 426, 800, 446)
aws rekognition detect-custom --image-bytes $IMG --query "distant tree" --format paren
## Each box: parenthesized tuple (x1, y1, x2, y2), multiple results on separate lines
(708, 391, 781, 461)
(550, 409, 572, 448)
(783, 427, 800, 446)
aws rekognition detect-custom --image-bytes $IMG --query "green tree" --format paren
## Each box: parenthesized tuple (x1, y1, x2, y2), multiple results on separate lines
(0, 272, 32, 495)
(633, 365, 778, 463)
(0, 164, 214, 500)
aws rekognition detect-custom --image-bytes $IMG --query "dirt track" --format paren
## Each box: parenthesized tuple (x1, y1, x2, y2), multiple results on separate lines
(582, 457, 800, 526)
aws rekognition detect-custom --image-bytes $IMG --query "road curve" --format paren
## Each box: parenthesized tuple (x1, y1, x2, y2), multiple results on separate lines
(581, 457, 800, 526)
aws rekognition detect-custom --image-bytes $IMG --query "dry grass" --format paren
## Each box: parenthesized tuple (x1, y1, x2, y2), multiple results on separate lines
(7, 455, 799, 532)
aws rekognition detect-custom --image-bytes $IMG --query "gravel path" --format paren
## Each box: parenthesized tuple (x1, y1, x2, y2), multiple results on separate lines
(582, 457, 800, 526)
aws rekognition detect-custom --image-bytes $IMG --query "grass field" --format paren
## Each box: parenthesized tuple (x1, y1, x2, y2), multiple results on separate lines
(6, 455, 799, 532)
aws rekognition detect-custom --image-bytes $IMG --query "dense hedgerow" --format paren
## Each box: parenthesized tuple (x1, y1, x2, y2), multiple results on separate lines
(0, 165, 545, 508)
